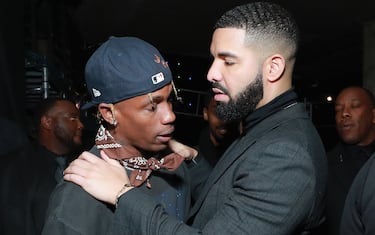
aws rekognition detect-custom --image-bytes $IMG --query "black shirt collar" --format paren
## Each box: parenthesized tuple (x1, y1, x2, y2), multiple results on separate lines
(243, 89, 298, 133)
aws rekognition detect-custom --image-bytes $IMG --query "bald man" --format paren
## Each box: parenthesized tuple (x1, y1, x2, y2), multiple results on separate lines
(324, 86, 375, 235)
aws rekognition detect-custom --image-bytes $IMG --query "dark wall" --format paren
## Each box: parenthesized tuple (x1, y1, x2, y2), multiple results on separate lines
(0, 1, 26, 128)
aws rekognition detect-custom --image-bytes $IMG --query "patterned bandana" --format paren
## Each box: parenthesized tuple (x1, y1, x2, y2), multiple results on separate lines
(95, 125, 184, 188)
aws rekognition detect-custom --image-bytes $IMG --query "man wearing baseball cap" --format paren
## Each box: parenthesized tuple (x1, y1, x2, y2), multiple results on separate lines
(42, 36, 202, 235)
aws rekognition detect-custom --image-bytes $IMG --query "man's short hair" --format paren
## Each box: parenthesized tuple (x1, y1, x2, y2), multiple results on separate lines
(214, 2, 299, 61)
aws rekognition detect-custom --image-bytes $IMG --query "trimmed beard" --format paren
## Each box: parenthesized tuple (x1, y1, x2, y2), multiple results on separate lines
(216, 73, 263, 122)
(54, 125, 81, 153)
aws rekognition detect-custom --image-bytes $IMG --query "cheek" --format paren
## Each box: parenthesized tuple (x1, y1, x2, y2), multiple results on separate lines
(357, 114, 373, 129)
(334, 114, 340, 123)
(209, 115, 223, 126)
(229, 73, 252, 96)
(121, 119, 155, 144)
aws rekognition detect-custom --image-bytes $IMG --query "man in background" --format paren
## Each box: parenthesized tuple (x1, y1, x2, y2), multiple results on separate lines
(196, 89, 239, 167)
(324, 86, 375, 235)
(0, 98, 84, 235)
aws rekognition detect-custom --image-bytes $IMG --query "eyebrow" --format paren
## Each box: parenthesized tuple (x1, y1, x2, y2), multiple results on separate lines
(148, 93, 165, 105)
(217, 51, 238, 59)
(66, 111, 80, 115)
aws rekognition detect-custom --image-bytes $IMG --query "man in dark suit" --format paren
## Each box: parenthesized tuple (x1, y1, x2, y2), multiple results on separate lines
(0, 98, 84, 235)
(63, 2, 328, 234)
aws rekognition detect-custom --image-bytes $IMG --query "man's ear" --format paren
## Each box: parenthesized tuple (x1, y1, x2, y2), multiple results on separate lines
(40, 115, 52, 130)
(264, 54, 285, 82)
(98, 103, 114, 124)
(372, 108, 375, 124)
(203, 107, 208, 121)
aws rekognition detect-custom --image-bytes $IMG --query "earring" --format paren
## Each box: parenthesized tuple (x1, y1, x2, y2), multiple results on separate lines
(96, 111, 103, 124)
(112, 119, 117, 127)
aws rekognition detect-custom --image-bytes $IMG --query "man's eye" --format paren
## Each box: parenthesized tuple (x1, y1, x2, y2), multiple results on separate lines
(223, 57, 236, 65)
(351, 104, 360, 109)
(147, 103, 156, 112)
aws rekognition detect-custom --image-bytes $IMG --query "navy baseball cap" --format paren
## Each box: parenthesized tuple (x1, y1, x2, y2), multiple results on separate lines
(82, 36, 172, 109)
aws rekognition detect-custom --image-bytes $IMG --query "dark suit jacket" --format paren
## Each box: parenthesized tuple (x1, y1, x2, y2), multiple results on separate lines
(340, 152, 375, 235)
(0, 144, 64, 235)
(324, 143, 373, 235)
(109, 103, 328, 235)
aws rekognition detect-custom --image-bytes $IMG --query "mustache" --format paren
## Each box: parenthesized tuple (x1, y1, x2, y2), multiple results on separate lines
(211, 82, 230, 95)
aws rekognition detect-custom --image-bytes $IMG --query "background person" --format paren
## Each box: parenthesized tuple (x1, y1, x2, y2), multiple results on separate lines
(340, 151, 375, 235)
(323, 86, 375, 235)
(196, 89, 240, 167)
(0, 98, 84, 235)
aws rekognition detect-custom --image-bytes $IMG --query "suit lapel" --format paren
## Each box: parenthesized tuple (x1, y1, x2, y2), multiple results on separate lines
(188, 129, 258, 219)
(188, 103, 305, 220)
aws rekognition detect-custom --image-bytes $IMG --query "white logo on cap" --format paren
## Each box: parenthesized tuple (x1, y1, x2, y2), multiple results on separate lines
(92, 88, 101, 97)
(151, 72, 165, 84)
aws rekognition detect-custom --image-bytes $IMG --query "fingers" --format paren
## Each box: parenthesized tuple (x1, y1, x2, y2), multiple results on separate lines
(64, 152, 100, 177)
(64, 159, 90, 180)
(169, 139, 198, 160)
(169, 139, 183, 151)
(63, 172, 85, 186)
(168, 139, 184, 154)
(79, 151, 101, 163)
(168, 139, 177, 147)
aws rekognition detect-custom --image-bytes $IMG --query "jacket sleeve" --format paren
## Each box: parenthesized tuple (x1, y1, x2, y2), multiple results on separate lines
(42, 182, 114, 235)
(42, 219, 82, 235)
(108, 189, 200, 235)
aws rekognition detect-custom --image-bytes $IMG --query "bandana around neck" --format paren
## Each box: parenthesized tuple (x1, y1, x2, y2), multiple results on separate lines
(95, 124, 184, 188)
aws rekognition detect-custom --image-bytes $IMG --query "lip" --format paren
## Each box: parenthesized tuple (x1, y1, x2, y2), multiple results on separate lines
(75, 132, 83, 138)
(161, 126, 174, 135)
(157, 133, 173, 143)
(157, 127, 174, 142)
(338, 122, 354, 131)
(212, 87, 224, 94)
(216, 127, 228, 135)
(214, 94, 229, 102)
(212, 88, 229, 102)
(157, 135, 173, 143)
